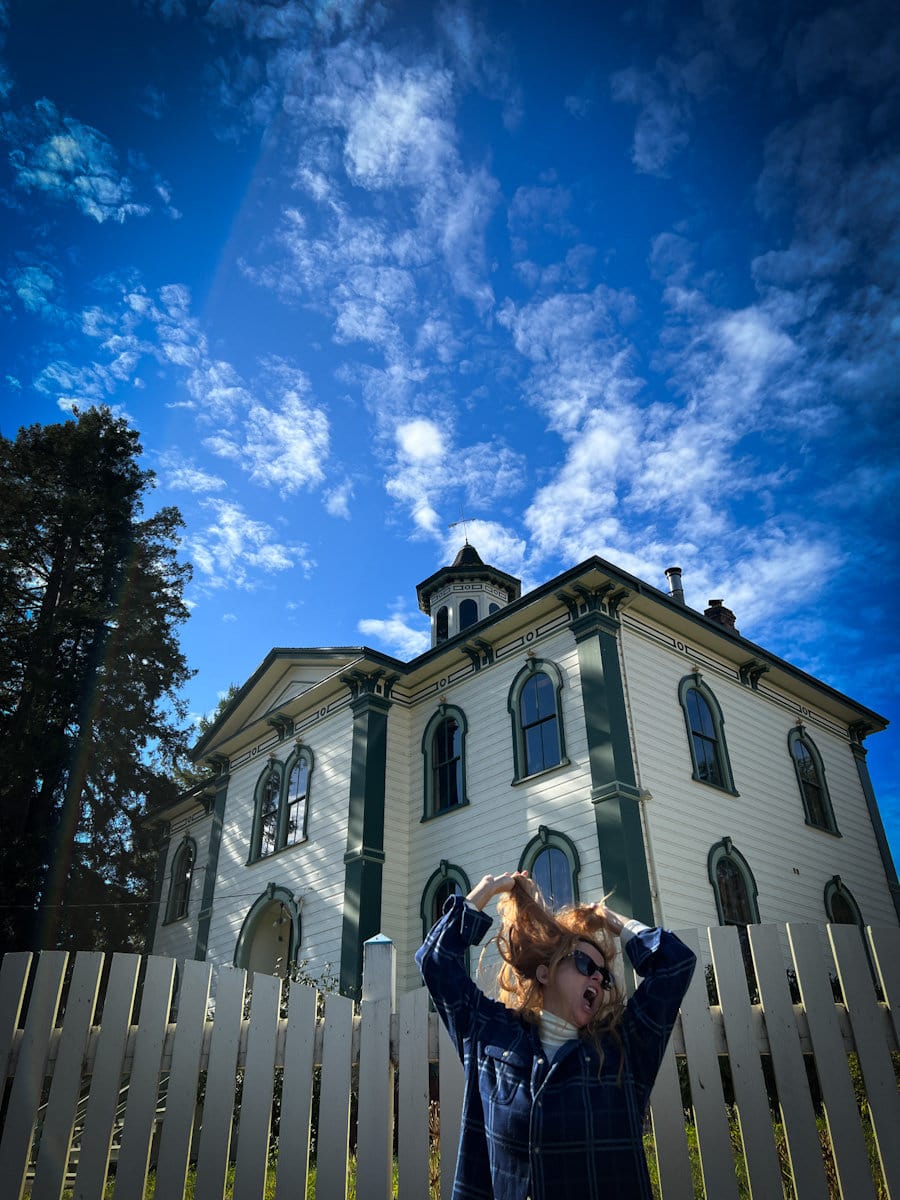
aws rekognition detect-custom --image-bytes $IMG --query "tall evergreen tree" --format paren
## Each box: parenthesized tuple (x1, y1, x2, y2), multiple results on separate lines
(0, 407, 193, 953)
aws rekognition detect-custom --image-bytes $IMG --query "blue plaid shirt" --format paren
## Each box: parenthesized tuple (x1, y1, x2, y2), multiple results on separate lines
(416, 894, 696, 1200)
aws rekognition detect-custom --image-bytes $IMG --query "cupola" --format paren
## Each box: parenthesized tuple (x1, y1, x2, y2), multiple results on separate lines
(416, 544, 521, 647)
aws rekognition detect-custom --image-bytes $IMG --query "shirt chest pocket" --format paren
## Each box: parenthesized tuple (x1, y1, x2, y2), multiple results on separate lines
(482, 1044, 530, 1106)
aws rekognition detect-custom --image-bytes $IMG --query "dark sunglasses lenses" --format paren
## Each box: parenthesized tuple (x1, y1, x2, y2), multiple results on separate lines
(571, 951, 612, 989)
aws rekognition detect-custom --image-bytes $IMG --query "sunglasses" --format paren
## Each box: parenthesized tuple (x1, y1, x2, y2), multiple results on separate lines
(565, 949, 613, 990)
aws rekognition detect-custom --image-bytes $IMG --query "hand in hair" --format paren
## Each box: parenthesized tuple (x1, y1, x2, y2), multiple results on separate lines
(466, 870, 536, 911)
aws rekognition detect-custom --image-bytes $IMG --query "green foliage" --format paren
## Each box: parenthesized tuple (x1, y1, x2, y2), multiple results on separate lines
(0, 407, 193, 953)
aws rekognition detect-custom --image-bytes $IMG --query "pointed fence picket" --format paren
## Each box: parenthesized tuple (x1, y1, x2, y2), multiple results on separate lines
(0, 923, 897, 1200)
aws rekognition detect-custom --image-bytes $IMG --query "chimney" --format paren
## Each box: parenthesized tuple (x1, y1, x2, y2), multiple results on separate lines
(704, 599, 738, 634)
(665, 566, 685, 605)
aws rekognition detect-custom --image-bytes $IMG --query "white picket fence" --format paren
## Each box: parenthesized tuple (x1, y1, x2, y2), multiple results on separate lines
(1, 923, 898, 1199)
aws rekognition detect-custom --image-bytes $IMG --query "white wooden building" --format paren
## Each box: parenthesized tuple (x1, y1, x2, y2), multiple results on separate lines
(145, 547, 900, 996)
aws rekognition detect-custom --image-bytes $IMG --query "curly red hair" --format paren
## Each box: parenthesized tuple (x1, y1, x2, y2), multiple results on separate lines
(490, 878, 627, 1040)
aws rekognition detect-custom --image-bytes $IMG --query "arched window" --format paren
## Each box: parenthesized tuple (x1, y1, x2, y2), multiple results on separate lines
(422, 705, 469, 819)
(708, 838, 759, 987)
(459, 598, 478, 630)
(824, 875, 862, 926)
(678, 674, 737, 793)
(488, 603, 500, 615)
(285, 745, 313, 846)
(519, 828, 580, 910)
(421, 862, 471, 937)
(249, 748, 314, 863)
(508, 660, 569, 783)
(788, 727, 838, 834)
(436, 606, 449, 643)
(165, 837, 196, 922)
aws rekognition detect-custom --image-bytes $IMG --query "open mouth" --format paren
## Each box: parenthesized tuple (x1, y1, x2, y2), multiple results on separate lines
(582, 986, 598, 1011)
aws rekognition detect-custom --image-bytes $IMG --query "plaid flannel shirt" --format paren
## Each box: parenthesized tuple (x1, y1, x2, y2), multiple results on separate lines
(416, 894, 696, 1200)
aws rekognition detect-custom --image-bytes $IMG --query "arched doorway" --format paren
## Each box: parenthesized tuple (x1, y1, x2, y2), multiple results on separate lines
(234, 885, 301, 977)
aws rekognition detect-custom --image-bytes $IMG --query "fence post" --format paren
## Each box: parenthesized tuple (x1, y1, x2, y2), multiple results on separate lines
(357, 935, 397, 1200)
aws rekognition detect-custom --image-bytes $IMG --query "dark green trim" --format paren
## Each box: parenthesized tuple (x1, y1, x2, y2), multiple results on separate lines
(164, 835, 197, 925)
(849, 739, 900, 923)
(574, 622, 653, 923)
(340, 691, 391, 998)
(707, 838, 760, 925)
(518, 827, 581, 905)
(195, 774, 229, 961)
(247, 760, 284, 864)
(233, 883, 301, 971)
(145, 825, 170, 953)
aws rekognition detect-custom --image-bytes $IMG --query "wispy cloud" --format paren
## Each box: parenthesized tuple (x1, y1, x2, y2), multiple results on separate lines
(188, 498, 313, 590)
(2, 99, 150, 222)
(358, 599, 430, 658)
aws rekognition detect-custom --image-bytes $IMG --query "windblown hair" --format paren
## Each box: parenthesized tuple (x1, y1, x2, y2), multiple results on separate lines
(492, 878, 627, 1042)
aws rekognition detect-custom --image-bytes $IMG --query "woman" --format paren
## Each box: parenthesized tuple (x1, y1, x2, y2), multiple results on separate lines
(416, 871, 696, 1200)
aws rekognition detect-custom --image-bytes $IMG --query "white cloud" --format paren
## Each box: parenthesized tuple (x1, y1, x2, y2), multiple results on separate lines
(396, 418, 445, 461)
(159, 452, 226, 494)
(5, 99, 150, 222)
(324, 478, 354, 519)
(357, 605, 430, 659)
(189, 499, 313, 589)
(610, 66, 691, 176)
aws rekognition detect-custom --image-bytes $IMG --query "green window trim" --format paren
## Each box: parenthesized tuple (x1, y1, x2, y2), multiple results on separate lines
(421, 704, 469, 820)
(788, 726, 839, 835)
(678, 673, 738, 795)
(707, 837, 760, 926)
(507, 658, 570, 784)
(233, 883, 302, 974)
(421, 861, 472, 936)
(248, 745, 315, 864)
(518, 826, 580, 909)
(823, 874, 862, 925)
(164, 836, 196, 924)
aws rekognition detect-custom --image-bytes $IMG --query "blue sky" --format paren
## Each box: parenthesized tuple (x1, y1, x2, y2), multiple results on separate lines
(1, 0, 898, 871)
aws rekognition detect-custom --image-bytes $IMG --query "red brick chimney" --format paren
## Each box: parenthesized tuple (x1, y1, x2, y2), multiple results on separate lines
(704, 598, 738, 634)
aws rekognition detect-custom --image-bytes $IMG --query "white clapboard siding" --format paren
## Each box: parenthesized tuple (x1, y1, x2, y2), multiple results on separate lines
(0, 950, 68, 1200)
(675, 928, 741, 1200)
(829, 923, 900, 1197)
(30, 951, 104, 1200)
(232, 971, 280, 1200)
(2, 924, 897, 1200)
(397, 986, 430, 1200)
(193, 965, 246, 1200)
(315, 990, 354, 1200)
(112, 955, 177, 1200)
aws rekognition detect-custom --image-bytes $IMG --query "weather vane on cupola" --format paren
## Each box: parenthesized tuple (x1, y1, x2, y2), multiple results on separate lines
(448, 511, 471, 545)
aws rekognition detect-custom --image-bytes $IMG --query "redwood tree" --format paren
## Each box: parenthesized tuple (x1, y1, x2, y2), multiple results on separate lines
(0, 407, 193, 952)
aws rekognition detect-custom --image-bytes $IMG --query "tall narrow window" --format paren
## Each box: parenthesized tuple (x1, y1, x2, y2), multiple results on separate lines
(788, 728, 837, 833)
(679, 674, 737, 793)
(519, 828, 581, 911)
(508, 661, 569, 784)
(824, 876, 862, 926)
(708, 838, 759, 989)
(166, 838, 196, 922)
(422, 706, 469, 819)
(249, 749, 314, 863)
(436, 606, 449, 643)
(284, 745, 313, 846)
(258, 767, 280, 859)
